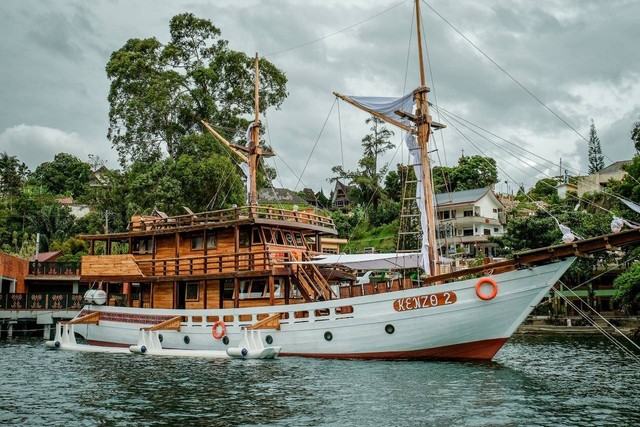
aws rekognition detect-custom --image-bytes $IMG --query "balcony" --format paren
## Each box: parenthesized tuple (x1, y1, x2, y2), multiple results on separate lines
(438, 216, 502, 227)
(0, 293, 84, 310)
(436, 235, 490, 245)
(28, 261, 81, 278)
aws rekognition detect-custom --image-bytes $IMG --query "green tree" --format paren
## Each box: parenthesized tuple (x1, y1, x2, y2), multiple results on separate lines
(174, 154, 244, 211)
(528, 178, 559, 201)
(0, 152, 29, 197)
(613, 262, 640, 314)
(433, 155, 498, 193)
(384, 168, 402, 203)
(491, 212, 560, 256)
(32, 153, 91, 198)
(331, 116, 394, 208)
(632, 117, 640, 156)
(315, 190, 330, 209)
(49, 237, 89, 262)
(106, 12, 288, 166)
(588, 119, 605, 173)
(361, 116, 394, 178)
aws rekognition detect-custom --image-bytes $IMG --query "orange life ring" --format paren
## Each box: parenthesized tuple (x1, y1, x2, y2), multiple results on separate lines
(212, 321, 226, 339)
(475, 277, 498, 301)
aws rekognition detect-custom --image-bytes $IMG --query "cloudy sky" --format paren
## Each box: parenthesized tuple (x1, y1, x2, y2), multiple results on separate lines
(1, 0, 639, 195)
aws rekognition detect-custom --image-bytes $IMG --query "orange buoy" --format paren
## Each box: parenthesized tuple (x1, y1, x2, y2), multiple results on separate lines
(475, 277, 498, 301)
(212, 320, 226, 339)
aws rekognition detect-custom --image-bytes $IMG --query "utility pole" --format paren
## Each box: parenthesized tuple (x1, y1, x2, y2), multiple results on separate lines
(104, 210, 110, 234)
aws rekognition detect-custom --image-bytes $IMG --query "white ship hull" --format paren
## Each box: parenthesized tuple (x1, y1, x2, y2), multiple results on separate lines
(71, 258, 573, 360)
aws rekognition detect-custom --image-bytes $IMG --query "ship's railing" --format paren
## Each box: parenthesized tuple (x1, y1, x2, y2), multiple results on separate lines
(28, 261, 81, 276)
(0, 293, 85, 310)
(128, 205, 335, 231)
(178, 299, 356, 330)
(136, 250, 275, 277)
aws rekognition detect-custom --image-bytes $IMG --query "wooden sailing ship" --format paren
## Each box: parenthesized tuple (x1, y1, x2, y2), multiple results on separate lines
(51, 0, 640, 360)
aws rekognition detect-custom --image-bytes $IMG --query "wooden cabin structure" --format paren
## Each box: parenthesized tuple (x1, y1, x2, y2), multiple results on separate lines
(79, 206, 353, 310)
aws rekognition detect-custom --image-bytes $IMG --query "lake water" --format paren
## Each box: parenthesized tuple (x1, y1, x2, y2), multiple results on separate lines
(0, 335, 638, 426)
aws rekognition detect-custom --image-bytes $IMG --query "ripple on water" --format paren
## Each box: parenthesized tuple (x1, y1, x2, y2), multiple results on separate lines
(0, 335, 639, 426)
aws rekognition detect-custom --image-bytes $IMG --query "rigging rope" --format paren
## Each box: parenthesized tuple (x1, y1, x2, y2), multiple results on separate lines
(265, 0, 408, 57)
(526, 265, 640, 363)
(293, 98, 337, 193)
(432, 106, 638, 225)
(552, 284, 640, 363)
(421, 0, 590, 146)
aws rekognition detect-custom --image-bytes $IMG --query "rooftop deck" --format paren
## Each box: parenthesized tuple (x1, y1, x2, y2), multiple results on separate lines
(81, 206, 336, 240)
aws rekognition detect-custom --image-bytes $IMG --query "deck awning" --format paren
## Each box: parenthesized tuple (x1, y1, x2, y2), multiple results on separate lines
(293, 253, 450, 270)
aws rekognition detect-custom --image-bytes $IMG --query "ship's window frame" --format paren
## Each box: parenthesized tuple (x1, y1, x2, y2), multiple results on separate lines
(185, 282, 199, 301)
(275, 230, 285, 245)
(206, 233, 217, 249)
(252, 228, 262, 245)
(132, 237, 154, 254)
(263, 227, 274, 244)
(222, 279, 235, 300)
(191, 234, 204, 250)
(239, 229, 250, 247)
(238, 279, 272, 299)
(293, 232, 304, 247)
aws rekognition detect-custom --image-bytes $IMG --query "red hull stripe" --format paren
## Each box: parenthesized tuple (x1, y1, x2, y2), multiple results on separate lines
(87, 337, 508, 361)
(280, 338, 509, 361)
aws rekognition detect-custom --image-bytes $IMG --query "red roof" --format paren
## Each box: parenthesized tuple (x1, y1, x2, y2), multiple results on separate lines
(56, 197, 74, 205)
(30, 251, 62, 262)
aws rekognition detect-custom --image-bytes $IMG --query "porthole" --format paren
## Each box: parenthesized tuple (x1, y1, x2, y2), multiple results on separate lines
(222, 336, 230, 345)
(385, 324, 395, 334)
(265, 335, 273, 345)
(184, 336, 190, 344)
(158, 334, 163, 342)
(324, 331, 333, 341)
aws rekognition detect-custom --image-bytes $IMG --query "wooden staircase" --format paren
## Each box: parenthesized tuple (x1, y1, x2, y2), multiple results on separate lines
(290, 252, 336, 301)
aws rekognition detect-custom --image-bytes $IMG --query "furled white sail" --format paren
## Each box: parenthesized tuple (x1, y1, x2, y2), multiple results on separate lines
(308, 253, 422, 270)
(347, 94, 415, 123)
(347, 93, 432, 274)
(240, 162, 250, 205)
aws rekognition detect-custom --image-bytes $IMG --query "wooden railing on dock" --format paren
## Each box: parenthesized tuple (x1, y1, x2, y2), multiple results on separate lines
(0, 293, 85, 310)
(128, 205, 335, 232)
(28, 261, 81, 277)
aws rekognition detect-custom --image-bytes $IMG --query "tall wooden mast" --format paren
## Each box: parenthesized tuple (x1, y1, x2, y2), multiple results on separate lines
(414, 0, 439, 275)
(332, 1, 443, 275)
(249, 53, 261, 207)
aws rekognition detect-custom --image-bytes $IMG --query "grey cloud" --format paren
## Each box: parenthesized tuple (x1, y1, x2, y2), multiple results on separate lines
(0, 0, 638, 195)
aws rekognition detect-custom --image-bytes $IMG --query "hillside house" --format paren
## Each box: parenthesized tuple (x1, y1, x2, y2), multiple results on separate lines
(435, 188, 506, 258)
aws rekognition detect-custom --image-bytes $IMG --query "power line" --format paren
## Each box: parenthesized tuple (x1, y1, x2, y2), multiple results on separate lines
(265, 0, 409, 57)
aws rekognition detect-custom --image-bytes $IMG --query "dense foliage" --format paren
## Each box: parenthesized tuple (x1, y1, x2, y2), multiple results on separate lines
(0, 13, 287, 259)
(106, 13, 287, 166)
(331, 116, 395, 210)
(433, 155, 498, 193)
